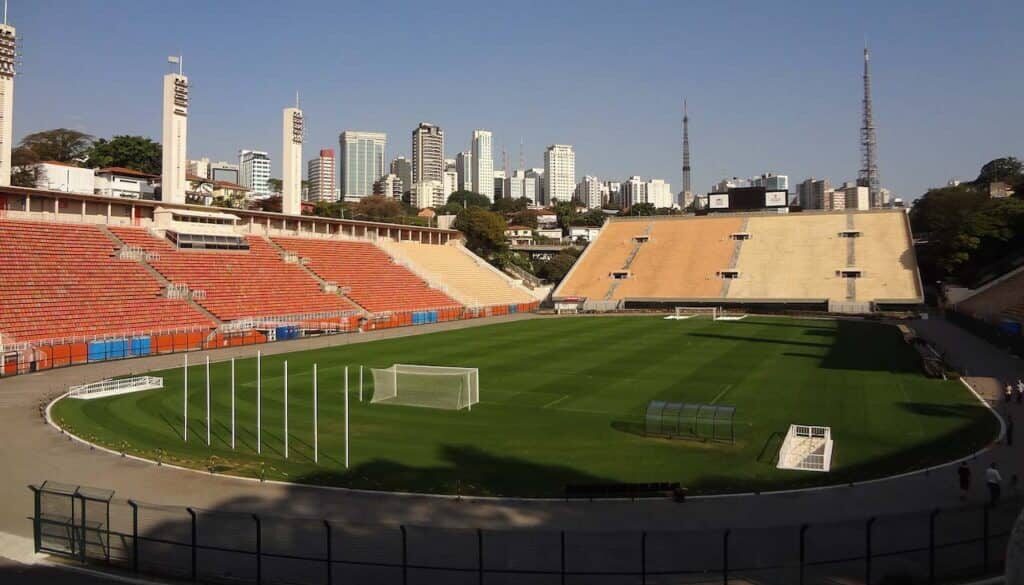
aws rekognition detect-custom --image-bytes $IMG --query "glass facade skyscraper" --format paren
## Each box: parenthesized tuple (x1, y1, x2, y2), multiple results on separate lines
(339, 131, 386, 201)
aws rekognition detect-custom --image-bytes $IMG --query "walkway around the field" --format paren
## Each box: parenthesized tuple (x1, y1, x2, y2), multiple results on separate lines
(0, 313, 1020, 566)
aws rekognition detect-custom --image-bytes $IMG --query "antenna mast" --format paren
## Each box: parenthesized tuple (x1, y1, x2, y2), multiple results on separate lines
(682, 99, 691, 198)
(858, 45, 880, 207)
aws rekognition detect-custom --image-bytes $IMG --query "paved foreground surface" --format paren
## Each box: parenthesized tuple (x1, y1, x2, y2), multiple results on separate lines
(0, 314, 1020, 573)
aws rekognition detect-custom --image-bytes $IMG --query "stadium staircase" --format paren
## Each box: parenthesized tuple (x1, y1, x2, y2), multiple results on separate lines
(100, 226, 223, 326)
(0, 219, 216, 343)
(604, 222, 653, 300)
(109, 228, 358, 322)
(263, 237, 372, 316)
(720, 217, 749, 297)
(271, 237, 460, 313)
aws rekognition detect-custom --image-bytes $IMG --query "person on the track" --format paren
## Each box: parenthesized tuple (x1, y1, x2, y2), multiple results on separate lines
(957, 462, 972, 501)
(986, 463, 1003, 505)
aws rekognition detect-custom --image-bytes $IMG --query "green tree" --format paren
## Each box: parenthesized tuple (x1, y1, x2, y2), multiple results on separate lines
(621, 202, 656, 216)
(10, 145, 40, 187)
(306, 200, 350, 219)
(353, 194, 402, 220)
(975, 157, 1023, 186)
(509, 209, 540, 229)
(570, 209, 608, 227)
(86, 135, 162, 174)
(17, 128, 93, 162)
(535, 249, 581, 282)
(455, 207, 508, 257)
(550, 199, 579, 228)
(492, 196, 530, 213)
(266, 178, 283, 194)
(447, 190, 491, 209)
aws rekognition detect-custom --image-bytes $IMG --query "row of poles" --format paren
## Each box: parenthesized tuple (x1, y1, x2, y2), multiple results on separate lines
(182, 352, 365, 469)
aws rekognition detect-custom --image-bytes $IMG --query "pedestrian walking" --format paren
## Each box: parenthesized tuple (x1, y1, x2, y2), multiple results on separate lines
(986, 463, 1003, 505)
(1017, 378, 1023, 404)
(1008, 384, 1015, 403)
(957, 462, 971, 501)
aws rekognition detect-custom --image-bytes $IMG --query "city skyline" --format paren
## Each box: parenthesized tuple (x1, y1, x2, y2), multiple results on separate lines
(9, 0, 1024, 201)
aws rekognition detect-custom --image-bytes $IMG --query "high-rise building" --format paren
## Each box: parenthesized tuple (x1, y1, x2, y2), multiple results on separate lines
(339, 131, 386, 202)
(412, 180, 444, 210)
(509, 169, 538, 204)
(161, 65, 189, 204)
(471, 130, 494, 200)
(606, 181, 621, 207)
(412, 122, 444, 185)
(527, 168, 545, 204)
(373, 173, 403, 200)
(544, 144, 575, 204)
(493, 170, 507, 200)
(442, 169, 458, 198)
(390, 156, 412, 195)
(281, 106, 303, 215)
(0, 18, 15, 186)
(456, 151, 473, 192)
(620, 176, 673, 208)
(307, 149, 337, 202)
(796, 178, 830, 209)
(239, 150, 271, 198)
(647, 179, 673, 208)
(576, 176, 607, 209)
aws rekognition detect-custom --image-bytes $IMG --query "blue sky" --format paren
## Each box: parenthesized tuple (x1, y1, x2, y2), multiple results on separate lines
(12, 0, 1024, 200)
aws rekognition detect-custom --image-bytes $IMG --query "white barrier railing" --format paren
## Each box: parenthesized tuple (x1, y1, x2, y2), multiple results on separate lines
(68, 376, 164, 400)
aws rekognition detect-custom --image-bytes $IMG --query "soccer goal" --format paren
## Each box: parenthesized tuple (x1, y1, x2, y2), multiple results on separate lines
(664, 306, 720, 320)
(777, 424, 833, 472)
(370, 364, 479, 410)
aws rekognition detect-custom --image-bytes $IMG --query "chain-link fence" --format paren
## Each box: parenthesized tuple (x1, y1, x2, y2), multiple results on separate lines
(30, 483, 1022, 585)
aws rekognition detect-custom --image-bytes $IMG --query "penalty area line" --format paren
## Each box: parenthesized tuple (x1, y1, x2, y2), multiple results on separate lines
(541, 394, 571, 409)
(709, 384, 733, 405)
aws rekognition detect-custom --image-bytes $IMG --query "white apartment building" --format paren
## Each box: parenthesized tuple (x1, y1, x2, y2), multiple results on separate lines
(471, 130, 494, 200)
(412, 122, 444, 184)
(339, 131, 386, 201)
(390, 156, 412, 193)
(647, 179, 673, 208)
(493, 169, 507, 200)
(508, 169, 538, 203)
(239, 149, 271, 198)
(373, 173, 404, 199)
(412, 179, 445, 210)
(307, 148, 337, 202)
(455, 151, 473, 192)
(95, 167, 158, 199)
(620, 176, 673, 208)
(442, 169, 458, 198)
(34, 161, 95, 194)
(544, 144, 575, 204)
(575, 175, 607, 209)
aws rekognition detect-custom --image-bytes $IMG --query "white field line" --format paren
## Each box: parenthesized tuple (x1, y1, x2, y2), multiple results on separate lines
(709, 384, 733, 405)
(541, 394, 571, 409)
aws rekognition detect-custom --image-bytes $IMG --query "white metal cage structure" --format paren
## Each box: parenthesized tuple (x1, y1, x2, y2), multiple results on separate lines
(664, 306, 720, 320)
(777, 424, 834, 472)
(370, 364, 479, 410)
(68, 376, 164, 400)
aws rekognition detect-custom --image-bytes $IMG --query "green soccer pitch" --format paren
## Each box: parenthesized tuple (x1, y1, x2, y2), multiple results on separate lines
(50, 316, 999, 497)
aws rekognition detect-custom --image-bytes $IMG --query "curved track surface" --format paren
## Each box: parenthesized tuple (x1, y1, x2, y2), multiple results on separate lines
(0, 315, 1019, 561)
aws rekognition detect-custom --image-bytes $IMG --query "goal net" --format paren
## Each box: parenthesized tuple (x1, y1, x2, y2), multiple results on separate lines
(664, 306, 719, 320)
(370, 364, 479, 410)
(777, 425, 833, 472)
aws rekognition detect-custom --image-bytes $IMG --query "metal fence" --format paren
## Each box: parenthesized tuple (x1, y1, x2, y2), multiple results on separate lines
(30, 483, 1022, 585)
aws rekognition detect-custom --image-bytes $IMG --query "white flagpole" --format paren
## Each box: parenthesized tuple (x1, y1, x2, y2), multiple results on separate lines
(313, 363, 319, 464)
(205, 356, 211, 446)
(284, 360, 289, 459)
(359, 365, 363, 402)
(231, 358, 236, 450)
(257, 351, 262, 455)
(183, 354, 188, 442)
(344, 365, 349, 469)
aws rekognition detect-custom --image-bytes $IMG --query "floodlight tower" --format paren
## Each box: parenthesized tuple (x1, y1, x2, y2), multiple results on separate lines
(161, 55, 189, 204)
(857, 45, 880, 208)
(281, 93, 303, 215)
(0, 1, 17, 187)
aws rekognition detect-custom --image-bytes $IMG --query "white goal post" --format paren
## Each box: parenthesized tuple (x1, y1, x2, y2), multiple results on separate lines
(664, 306, 720, 320)
(370, 364, 479, 410)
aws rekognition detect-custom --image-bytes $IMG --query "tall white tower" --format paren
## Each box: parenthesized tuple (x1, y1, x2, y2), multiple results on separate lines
(281, 102, 303, 215)
(0, 8, 17, 187)
(471, 130, 493, 201)
(161, 57, 188, 204)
